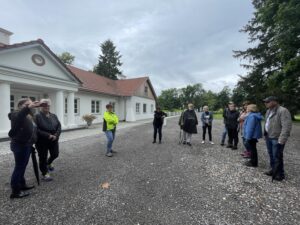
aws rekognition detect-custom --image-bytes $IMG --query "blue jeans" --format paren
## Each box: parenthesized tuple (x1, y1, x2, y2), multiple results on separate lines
(10, 142, 32, 193)
(266, 137, 285, 177)
(221, 126, 227, 144)
(105, 130, 115, 153)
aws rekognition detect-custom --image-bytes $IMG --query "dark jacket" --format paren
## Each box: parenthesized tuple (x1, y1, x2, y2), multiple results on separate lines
(201, 111, 213, 126)
(8, 107, 37, 145)
(243, 112, 263, 140)
(182, 110, 198, 134)
(153, 111, 167, 126)
(35, 112, 61, 141)
(225, 110, 240, 129)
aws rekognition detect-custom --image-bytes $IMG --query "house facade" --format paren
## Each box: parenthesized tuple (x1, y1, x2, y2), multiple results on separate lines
(0, 28, 157, 138)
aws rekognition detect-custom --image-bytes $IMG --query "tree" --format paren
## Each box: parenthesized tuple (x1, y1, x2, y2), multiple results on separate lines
(158, 88, 181, 111)
(215, 86, 231, 110)
(179, 83, 205, 110)
(93, 39, 122, 80)
(234, 0, 300, 119)
(57, 52, 75, 65)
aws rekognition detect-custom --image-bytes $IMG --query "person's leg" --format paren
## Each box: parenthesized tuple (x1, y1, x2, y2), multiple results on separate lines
(47, 141, 59, 166)
(227, 128, 233, 147)
(250, 139, 258, 166)
(183, 131, 187, 142)
(266, 137, 275, 169)
(272, 140, 285, 178)
(153, 124, 157, 142)
(233, 129, 239, 147)
(36, 142, 49, 176)
(202, 125, 206, 141)
(208, 125, 212, 142)
(221, 126, 227, 144)
(105, 131, 114, 154)
(187, 133, 192, 144)
(158, 125, 162, 142)
(10, 143, 31, 194)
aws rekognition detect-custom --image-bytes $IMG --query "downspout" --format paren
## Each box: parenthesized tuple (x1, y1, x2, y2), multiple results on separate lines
(124, 96, 127, 122)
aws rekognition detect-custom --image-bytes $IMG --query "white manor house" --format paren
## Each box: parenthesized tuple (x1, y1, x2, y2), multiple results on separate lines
(0, 28, 157, 138)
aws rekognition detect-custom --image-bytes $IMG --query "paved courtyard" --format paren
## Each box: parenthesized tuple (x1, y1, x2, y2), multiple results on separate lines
(0, 117, 299, 225)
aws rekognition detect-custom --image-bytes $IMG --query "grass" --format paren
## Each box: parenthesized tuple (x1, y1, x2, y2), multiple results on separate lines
(213, 113, 223, 120)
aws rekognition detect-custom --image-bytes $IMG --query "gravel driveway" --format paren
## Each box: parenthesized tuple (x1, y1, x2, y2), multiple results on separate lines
(0, 117, 299, 225)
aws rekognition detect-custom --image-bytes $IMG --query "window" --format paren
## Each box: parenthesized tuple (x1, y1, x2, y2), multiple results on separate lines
(151, 104, 154, 113)
(10, 95, 14, 112)
(136, 103, 140, 113)
(91, 100, 100, 114)
(144, 86, 148, 95)
(143, 103, 147, 113)
(74, 98, 80, 114)
(65, 98, 68, 114)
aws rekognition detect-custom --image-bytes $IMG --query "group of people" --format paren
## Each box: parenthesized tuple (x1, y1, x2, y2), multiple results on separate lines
(7, 95, 293, 199)
(8, 98, 61, 199)
(152, 96, 292, 182)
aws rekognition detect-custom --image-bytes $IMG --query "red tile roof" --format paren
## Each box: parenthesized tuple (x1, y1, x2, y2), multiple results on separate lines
(68, 65, 154, 97)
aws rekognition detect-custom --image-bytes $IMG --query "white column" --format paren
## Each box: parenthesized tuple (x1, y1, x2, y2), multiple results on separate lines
(55, 90, 64, 127)
(67, 92, 76, 127)
(0, 82, 11, 137)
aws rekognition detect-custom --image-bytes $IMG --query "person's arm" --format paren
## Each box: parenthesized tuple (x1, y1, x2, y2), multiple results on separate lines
(278, 109, 292, 144)
(114, 114, 119, 125)
(200, 113, 205, 124)
(209, 112, 213, 123)
(195, 111, 198, 125)
(54, 114, 62, 137)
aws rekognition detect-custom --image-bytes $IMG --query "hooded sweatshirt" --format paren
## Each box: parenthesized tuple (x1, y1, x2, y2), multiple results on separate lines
(243, 112, 263, 140)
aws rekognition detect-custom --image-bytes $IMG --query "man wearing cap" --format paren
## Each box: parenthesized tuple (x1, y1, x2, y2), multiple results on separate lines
(263, 96, 292, 181)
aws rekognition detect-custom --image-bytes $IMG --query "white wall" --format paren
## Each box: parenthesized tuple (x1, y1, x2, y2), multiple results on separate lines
(74, 91, 120, 125)
(129, 96, 156, 121)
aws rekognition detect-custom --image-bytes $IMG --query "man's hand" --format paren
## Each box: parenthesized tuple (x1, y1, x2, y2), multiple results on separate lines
(48, 135, 57, 141)
(28, 101, 41, 108)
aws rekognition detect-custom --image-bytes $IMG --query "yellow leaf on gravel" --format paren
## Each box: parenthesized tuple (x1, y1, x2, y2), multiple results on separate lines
(101, 182, 110, 189)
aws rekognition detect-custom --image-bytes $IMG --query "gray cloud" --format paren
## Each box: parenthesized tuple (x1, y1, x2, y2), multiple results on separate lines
(0, 0, 253, 94)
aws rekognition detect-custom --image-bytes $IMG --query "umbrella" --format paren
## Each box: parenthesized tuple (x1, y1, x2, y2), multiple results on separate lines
(272, 143, 284, 182)
(31, 146, 40, 185)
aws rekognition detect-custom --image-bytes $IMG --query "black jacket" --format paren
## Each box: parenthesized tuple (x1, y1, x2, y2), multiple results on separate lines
(153, 111, 167, 126)
(225, 110, 240, 129)
(182, 110, 198, 134)
(8, 107, 37, 145)
(35, 112, 61, 141)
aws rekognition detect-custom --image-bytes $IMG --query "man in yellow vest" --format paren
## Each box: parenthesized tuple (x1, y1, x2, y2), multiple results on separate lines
(103, 104, 119, 157)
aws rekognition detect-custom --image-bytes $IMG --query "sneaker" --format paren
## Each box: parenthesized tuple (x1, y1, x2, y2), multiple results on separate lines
(220, 143, 225, 146)
(201, 140, 205, 144)
(187, 142, 192, 146)
(48, 164, 54, 172)
(226, 145, 233, 148)
(152, 140, 156, 144)
(264, 170, 273, 176)
(209, 141, 214, 145)
(183, 141, 186, 145)
(232, 146, 238, 150)
(111, 150, 117, 153)
(105, 152, 113, 157)
(10, 191, 30, 199)
(42, 173, 53, 182)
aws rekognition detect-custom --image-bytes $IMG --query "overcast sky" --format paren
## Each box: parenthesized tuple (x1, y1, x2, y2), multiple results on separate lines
(0, 0, 254, 94)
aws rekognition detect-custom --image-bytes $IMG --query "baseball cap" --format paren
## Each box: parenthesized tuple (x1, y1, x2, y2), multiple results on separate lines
(263, 96, 278, 102)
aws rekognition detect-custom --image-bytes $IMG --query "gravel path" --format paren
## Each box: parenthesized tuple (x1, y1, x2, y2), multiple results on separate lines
(0, 117, 299, 225)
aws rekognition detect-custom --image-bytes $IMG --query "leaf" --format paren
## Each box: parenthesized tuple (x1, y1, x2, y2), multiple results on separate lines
(100, 182, 110, 189)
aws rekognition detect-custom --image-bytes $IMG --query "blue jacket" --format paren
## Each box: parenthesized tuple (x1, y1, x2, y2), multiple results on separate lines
(201, 111, 213, 126)
(243, 112, 263, 140)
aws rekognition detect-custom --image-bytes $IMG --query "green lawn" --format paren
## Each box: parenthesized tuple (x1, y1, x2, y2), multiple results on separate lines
(213, 113, 223, 120)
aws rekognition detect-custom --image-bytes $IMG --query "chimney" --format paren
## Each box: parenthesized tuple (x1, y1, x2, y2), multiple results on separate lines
(0, 28, 13, 46)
